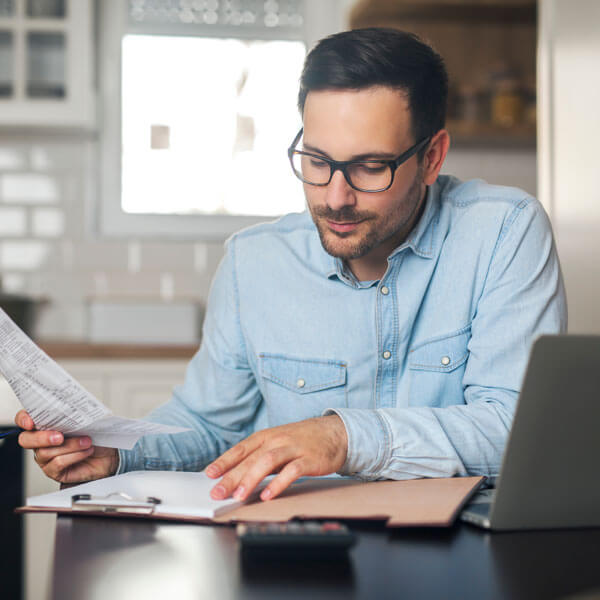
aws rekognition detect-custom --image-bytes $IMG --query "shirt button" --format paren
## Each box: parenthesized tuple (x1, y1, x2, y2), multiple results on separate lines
(441, 356, 451, 366)
(380, 286, 390, 295)
(296, 378, 305, 388)
(382, 350, 392, 360)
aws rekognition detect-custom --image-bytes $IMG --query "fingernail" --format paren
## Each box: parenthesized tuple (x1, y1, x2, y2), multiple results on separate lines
(261, 488, 272, 501)
(211, 484, 226, 499)
(50, 433, 62, 444)
(206, 465, 220, 477)
(79, 437, 91, 448)
(233, 486, 245, 500)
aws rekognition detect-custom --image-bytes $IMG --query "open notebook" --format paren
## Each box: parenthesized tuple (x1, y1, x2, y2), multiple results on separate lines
(20, 470, 484, 527)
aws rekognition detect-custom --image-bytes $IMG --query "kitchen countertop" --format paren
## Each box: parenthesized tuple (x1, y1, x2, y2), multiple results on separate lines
(37, 341, 198, 360)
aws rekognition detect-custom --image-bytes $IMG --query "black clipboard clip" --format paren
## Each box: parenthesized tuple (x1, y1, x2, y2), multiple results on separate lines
(71, 492, 162, 515)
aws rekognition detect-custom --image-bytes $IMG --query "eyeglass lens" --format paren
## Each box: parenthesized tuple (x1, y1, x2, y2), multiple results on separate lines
(291, 153, 392, 191)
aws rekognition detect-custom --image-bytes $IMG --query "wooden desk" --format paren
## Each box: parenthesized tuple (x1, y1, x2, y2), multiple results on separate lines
(50, 516, 600, 600)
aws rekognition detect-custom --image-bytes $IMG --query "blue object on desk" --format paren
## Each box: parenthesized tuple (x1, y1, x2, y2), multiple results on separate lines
(0, 428, 22, 439)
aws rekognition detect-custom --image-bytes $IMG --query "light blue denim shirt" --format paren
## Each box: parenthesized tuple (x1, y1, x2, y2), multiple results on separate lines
(118, 175, 567, 481)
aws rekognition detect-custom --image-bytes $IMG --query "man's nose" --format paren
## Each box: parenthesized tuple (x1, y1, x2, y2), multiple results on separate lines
(325, 169, 356, 211)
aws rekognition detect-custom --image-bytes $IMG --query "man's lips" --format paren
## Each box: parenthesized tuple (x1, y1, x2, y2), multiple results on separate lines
(326, 219, 363, 233)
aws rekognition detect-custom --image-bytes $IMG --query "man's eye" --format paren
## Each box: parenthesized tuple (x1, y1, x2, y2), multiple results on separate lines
(309, 158, 329, 169)
(354, 163, 387, 174)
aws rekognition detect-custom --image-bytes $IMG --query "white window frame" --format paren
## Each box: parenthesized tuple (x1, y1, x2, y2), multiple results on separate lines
(97, 0, 349, 239)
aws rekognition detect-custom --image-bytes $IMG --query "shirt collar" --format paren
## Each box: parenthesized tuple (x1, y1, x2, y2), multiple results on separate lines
(389, 181, 440, 260)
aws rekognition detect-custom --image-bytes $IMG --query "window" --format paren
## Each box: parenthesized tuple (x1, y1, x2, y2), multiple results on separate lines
(98, 0, 346, 238)
(121, 35, 305, 217)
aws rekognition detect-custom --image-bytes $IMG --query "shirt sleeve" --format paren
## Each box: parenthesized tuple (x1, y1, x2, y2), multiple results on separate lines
(118, 237, 261, 473)
(325, 198, 567, 482)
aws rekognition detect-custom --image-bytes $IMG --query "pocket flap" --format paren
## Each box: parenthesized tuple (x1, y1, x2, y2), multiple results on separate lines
(259, 354, 347, 394)
(408, 326, 471, 373)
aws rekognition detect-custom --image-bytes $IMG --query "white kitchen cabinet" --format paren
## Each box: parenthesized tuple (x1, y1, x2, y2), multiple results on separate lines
(0, 0, 95, 128)
(58, 358, 189, 418)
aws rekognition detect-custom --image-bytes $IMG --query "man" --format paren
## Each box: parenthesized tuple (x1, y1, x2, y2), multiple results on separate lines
(16, 28, 566, 503)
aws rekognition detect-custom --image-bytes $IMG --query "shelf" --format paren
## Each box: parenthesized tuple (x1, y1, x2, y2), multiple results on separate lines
(350, 1, 537, 27)
(446, 119, 536, 148)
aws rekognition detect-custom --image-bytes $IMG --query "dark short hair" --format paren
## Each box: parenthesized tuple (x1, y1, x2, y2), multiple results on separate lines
(298, 28, 448, 153)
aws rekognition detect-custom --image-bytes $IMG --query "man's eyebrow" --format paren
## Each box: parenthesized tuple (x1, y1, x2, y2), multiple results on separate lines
(302, 142, 396, 161)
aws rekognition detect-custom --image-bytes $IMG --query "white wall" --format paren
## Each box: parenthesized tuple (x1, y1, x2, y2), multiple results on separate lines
(538, 0, 600, 333)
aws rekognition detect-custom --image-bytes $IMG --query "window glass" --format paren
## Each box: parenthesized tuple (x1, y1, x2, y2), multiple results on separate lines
(121, 35, 305, 217)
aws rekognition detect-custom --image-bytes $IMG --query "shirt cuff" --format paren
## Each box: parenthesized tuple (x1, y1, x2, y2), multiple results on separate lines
(322, 408, 392, 480)
(117, 444, 144, 474)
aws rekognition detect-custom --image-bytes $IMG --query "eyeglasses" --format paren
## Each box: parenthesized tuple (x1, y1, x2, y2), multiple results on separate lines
(287, 128, 431, 193)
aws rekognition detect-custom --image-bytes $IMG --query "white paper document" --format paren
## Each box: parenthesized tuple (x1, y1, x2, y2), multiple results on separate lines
(26, 470, 244, 519)
(0, 307, 190, 449)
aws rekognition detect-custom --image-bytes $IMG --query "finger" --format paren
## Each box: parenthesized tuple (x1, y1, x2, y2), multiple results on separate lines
(222, 446, 298, 502)
(19, 429, 64, 450)
(206, 434, 263, 479)
(260, 458, 308, 501)
(15, 410, 34, 430)
(43, 447, 95, 481)
(35, 437, 92, 465)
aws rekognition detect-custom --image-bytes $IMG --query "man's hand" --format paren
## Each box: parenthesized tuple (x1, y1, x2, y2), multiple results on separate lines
(206, 415, 348, 502)
(15, 410, 119, 484)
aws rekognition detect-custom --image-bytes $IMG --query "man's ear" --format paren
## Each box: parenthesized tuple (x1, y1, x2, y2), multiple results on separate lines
(423, 129, 450, 186)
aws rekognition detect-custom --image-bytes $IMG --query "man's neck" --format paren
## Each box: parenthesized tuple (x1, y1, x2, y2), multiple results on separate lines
(346, 187, 428, 282)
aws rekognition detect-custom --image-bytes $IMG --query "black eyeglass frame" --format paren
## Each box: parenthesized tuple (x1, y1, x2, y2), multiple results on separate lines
(287, 128, 431, 193)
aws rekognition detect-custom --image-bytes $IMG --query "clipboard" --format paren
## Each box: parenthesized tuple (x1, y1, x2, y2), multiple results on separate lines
(17, 470, 485, 528)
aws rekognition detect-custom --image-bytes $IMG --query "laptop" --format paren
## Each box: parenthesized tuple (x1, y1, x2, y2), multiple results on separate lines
(460, 335, 600, 531)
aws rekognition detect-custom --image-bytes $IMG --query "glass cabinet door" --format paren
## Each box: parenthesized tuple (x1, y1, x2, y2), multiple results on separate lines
(0, 0, 94, 127)
(0, 30, 13, 97)
(26, 31, 65, 97)
(26, 0, 65, 18)
(25, 0, 67, 99)
(0, 0, 15, 17)
(0, 0, 68, 101)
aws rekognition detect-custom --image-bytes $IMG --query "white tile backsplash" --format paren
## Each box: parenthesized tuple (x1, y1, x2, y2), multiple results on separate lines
(88, 301, 201, 344)
(35, 302, 88, 340)
(127, 241, 141, 273)
(0, 206, 27, 235)
(193, 242, 208, 272)
(0, 240, 50, 270)
(31, 207, 65, 237)
(1, 173, 59, 203)
(0, 147, 25, 170)
(71, 241, 129, 271)
(0, 272, 26, 293)
(29, 146, 52, 170)
(29, 142, 86, 170)
(140, 241, 197, 272)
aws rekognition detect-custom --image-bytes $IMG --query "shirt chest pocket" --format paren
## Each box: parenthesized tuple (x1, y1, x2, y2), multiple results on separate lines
(259, 354, 347, 427)
(407, 326, 471, 407)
